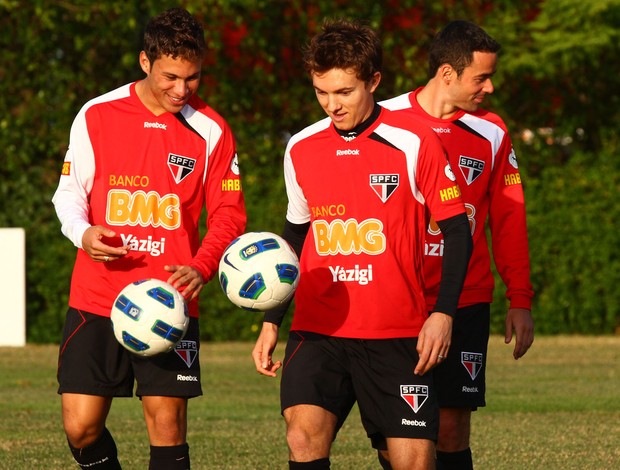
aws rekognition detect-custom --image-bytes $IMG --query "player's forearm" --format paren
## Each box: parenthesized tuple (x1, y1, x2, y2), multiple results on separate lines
(432, 213, 472, 316)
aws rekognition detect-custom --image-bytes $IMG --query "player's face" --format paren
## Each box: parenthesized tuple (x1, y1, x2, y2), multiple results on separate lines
(138, 52, 202, 115)
(312, 68, 380, 131)
(449, 51, 497, 113)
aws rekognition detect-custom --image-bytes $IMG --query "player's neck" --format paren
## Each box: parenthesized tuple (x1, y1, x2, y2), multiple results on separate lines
(417, 80, 459, 120)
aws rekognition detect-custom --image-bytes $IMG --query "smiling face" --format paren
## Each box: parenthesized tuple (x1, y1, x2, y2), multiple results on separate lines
(311, 68, 380, 131)
(446, 51, 497, 113)
(136, 51, 202, 115)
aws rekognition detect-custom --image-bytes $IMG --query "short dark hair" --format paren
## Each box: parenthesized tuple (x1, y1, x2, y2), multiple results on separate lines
(143, 8, 206, 64)
(303, 18, 382, 83)
(428, 20, 500, 78)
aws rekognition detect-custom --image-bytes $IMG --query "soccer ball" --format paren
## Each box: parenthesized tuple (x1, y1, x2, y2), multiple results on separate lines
(110, 279, 189, 356)
(218, 232, 300, 311)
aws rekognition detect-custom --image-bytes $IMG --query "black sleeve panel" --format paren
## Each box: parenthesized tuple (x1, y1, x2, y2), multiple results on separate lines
(432, 213, 473, 317)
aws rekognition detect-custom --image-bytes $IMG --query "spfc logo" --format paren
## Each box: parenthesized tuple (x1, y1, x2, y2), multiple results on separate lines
(461, 351, 483, 380)
(175, 339, 198, 368)
(370, 174, 399, 203)
(508, 147, 519, 169)
(400, 385, 428, 413)
(458, 156, 484, 185)
(168, 153, 196, 183)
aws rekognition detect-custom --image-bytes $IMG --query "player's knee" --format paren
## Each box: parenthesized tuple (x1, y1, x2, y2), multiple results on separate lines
(63, 420, 105, 449)
(286, 424, 331, 457)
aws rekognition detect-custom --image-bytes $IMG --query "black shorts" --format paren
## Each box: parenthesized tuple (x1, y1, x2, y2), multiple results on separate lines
(433, 303, 490, 409)
(281, 331, 439, 446)
(57, 308, 202, 398)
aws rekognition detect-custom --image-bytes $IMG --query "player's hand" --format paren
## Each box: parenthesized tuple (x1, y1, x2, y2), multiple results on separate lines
(164, 265, 204, 302)
(415, 312, 452, 376)
(505, 308, 534, 359)
(252, 322, 281, 377)
(81, 225, 129, 263)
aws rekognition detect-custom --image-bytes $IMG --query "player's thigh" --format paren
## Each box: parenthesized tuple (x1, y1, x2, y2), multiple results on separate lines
(353, 338, 439, 445)
(434, 303, 490, 409)
(57, 308, 133, 396)
(132, 317, 202, 398)
(281, 331, 356, 428)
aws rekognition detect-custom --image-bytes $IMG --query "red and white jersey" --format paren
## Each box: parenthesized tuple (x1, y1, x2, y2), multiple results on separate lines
(382, 88, 533, 310)
(52, 82, 246, 317)
(285, 107, 466, 339)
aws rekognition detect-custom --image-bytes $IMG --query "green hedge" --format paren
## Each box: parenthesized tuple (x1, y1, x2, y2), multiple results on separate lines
(1, 0, 618, 342)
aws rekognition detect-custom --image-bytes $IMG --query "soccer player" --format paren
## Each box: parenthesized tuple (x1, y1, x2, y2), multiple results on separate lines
(52, 8, 246, 469)
(251, 19, 472, 470)
(381, 20, 535, 470)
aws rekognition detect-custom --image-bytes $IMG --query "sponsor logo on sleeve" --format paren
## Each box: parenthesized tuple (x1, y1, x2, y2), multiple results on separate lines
(61, 162, 71, 175)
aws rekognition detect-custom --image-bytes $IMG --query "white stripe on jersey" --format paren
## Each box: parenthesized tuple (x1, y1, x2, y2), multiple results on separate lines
(458, 113, 505, 170)
(373, 122, 425, 205)
(181, 105, 224, 184)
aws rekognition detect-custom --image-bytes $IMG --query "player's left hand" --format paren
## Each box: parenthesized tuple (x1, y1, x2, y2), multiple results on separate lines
(414, 311, 452, 376)
(164, 265, 204, 302)
(505, 308, 534, 360)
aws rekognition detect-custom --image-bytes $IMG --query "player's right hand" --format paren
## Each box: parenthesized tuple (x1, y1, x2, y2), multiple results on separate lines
(252, 322, 281, 377)
(82, 225, 129, 263)
(415, 311, 452, 375)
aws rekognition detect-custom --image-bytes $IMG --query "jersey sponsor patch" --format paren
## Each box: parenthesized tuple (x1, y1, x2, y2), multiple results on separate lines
(458, 155, 485, 185)
(370, 174, 399, 202)
(461, 351, 483, 380)
(444, 164, 457, 182)
(175, 339, 198, 368)
(508, 147, 519, 169)
(61, 162, 71, 175)
(168, 153, 196, 183)
(230, 154, 240, 175)
(400, 385, 428, 413)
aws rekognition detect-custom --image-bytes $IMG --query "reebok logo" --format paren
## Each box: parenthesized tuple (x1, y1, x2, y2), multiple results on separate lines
(177, 374, 198, 382)
(432, 127, 451, 134)
(336, 149, 360, 156)
(462, 386, 479, 393)
(144, 122, 167, 130)
(401, 418, 427, 427)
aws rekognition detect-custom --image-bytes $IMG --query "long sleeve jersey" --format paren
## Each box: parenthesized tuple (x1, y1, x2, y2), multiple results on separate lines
(382, 88, 533, 311)
(52, 82, 246, 317)
(283, 106, 467, 339)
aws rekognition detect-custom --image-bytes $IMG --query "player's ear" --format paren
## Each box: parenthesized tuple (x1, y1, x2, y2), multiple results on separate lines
(368, 72, 381, 93)
(139, 51, 151, 75)
(439, 64, 454, 84)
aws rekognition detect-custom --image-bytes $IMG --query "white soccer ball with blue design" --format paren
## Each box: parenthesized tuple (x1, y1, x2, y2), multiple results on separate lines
(111, 279, 189, 356)
(218, 232, 300, 311)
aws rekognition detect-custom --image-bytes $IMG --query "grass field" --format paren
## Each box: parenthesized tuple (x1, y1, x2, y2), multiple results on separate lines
(1, 336, 618, 469)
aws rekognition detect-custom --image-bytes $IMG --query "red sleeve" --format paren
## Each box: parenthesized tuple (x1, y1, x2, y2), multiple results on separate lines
(488, 135, 534, 309)
(190, 121, 246, 281)
(415, 130, 466, 223)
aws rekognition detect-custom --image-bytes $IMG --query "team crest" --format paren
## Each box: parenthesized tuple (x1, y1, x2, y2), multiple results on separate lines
(175, 339, 198, 368)
(461, 351, 483, 380)
(168, 153, 196, 183)
(458, 155, 484, 185)
(370, 174, 399, 203)
(400, 385, 428, 413)
(508, 148, 519, 169)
